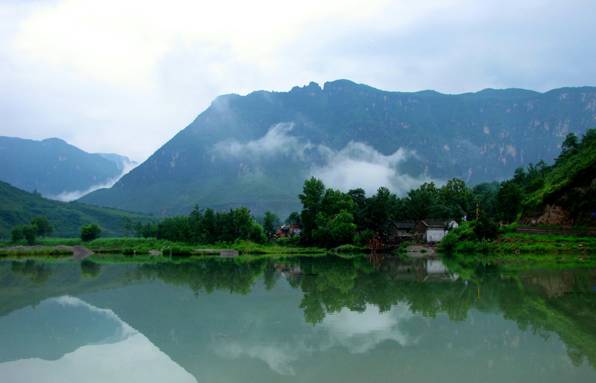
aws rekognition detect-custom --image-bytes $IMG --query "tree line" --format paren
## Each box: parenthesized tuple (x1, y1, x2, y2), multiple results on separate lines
(132, 207, 268, 244)
(10, 217, 101, 244)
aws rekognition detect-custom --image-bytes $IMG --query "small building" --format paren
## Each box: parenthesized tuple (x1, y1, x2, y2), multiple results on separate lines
(417, 219, 458, 243)
(387, 220, 417, 243)
(275, 224, 302, 238)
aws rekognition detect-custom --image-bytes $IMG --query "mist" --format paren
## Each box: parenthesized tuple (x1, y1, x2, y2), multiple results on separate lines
(213, 123, 438, 195)
(48, 162, 138, 202)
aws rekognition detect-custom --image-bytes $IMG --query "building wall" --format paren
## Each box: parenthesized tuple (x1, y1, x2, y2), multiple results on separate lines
(426, 228, 446, 242)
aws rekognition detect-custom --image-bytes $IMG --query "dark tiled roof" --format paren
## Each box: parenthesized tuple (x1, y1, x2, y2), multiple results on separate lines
(420, 219, 448, 228)
(391, 220, 416, 229)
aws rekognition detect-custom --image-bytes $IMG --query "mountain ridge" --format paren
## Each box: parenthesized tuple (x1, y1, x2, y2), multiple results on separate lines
(80, 80, 596, 217)
(0, 136, 135, 200)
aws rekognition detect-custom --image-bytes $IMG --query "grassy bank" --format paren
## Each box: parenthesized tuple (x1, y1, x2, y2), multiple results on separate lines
(446, 232, 596, 256)
(0, 237, 329, 257)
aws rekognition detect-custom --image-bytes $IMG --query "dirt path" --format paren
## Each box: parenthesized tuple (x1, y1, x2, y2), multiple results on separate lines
(72, 246, 94, 260)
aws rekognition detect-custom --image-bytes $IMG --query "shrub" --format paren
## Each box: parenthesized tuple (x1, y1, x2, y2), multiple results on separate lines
(81, 224, 101, 242)
(11, 226, 24, 243)
(473, 215, 498, 240)
(354, 229, 375, 246)
(438, 231, 458, 254)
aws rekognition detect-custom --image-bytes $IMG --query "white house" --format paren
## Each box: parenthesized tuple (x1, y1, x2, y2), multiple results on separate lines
(420, 219, 458, 243)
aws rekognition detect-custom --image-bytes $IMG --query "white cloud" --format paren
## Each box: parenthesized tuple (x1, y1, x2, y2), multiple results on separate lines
(215, 342, 300, 376)
(213, 122, 312, 160)
(47, 160, 138, 202)
(213, 123, 437, 194)
(312, 141, 434, 195)
(213, 303, 418, 375)
(320, 304, 415, 353)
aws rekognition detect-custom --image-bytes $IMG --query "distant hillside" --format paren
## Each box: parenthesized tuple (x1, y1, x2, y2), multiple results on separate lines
(80, 80, 596, 217)
(0, 181, 151, 238)
(0, 136, 135, 200)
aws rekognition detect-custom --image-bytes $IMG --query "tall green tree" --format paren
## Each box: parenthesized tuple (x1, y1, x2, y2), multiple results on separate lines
(497, 181, 523, 223)
(81, 224, 101, 242)
(299, 178, 326, 243)
(21, 225, 37, 245)
(263, 211, 280, 240)
(31, 216, 53, 237)
(406, 182, 440, 220)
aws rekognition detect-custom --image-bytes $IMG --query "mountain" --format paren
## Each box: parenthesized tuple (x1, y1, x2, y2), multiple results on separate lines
(80, 80, 596, 217)
(0, 136, 135, 200)
(0, 180, 150, 238)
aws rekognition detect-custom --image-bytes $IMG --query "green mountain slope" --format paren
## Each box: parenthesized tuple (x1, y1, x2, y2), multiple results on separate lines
(0, 136, 135, 199)
(80, 80, 596, 216)
(0, 181, 151, 238)
(523, 130, 596, 224)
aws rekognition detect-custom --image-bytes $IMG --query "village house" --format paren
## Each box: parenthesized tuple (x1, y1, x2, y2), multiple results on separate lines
(417, 219, 459, 243)
(388, 220, 417, 242)
(275, 224, 302, 238)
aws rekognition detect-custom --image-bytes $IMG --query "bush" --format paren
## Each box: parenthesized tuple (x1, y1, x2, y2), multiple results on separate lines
(31, 216, 53, 237)
(473, 215, 498, 240)
(11, 226, 24, 243)
(22, 225, 37, 245)
(249, 223, 267, 244)
(439, 231, 458, 254)
(354, 229, 375, 246)
(81, 224, 101, 242)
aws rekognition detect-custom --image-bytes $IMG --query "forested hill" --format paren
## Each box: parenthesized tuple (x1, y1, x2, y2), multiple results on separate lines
(0, 136, 135, 199)
(80, 80, 596, 216)
(0, 181, 151, 238)
(519, 130, 596, 225)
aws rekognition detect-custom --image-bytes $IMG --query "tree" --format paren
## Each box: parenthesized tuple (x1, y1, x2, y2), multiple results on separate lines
(328, 210, 357, 245)
(31, 216, 53, 237)
(439, 179, 474, 219)
(299, 178, 326, 243)
(263, 211, 280, 240)
(11, 226, 24, 243)
(560, 132, 579, 159)
(249, 223, 267, 244)
(81, 224, 101, 242)
(406, 182, 440, 220)
(286, 212, 301, 225)
(21, 225, 37, 245)
(364, 187, 396, 233)
(347, 188, 367, 227)
(497, 181, 523, 223)
(473, 214, 498, 240)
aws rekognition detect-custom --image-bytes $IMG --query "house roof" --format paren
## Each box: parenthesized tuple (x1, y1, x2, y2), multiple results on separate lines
(420, 219, 449, 229)
(391, 220, 416, 230)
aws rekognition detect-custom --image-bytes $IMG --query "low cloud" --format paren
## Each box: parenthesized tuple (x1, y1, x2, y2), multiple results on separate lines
(213, 123, 437, 195)
(48, 161, 137, 202)
(213, 122, 313, 160)
(312, 141, 434, 195)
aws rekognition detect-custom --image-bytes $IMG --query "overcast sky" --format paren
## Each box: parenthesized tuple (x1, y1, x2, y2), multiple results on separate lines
(1, 0, 595, 161)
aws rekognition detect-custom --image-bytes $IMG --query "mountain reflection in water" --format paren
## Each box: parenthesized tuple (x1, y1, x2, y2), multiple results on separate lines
(0, 256, 595, 383)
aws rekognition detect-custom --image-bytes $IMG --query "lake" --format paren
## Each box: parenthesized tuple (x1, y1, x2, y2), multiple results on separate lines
(0, 256, 595, 382)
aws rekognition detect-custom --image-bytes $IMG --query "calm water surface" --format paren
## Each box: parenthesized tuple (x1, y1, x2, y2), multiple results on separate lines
(0, 256, 595, 383)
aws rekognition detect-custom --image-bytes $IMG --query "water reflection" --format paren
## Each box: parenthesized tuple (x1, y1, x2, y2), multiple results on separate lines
(0, 256, 595, 382)
(0, 296, 196, 383)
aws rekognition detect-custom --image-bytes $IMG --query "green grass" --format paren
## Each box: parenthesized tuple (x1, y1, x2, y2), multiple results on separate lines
(0, 246, 73, 257)
(0, 237, 328, 257)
